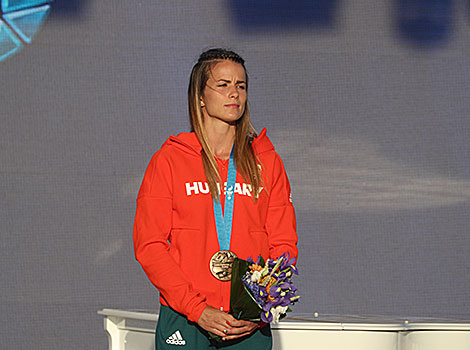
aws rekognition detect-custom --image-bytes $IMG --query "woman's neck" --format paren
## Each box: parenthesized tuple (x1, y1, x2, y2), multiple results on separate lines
(203, 119, 235, 160)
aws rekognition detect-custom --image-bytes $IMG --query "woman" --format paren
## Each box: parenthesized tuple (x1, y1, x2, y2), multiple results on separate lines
(133, 48, 298, 349)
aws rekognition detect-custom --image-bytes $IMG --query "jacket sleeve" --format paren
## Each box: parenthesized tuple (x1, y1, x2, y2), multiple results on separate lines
(265, 153, 298, 262)
(133, 150, 207, 322)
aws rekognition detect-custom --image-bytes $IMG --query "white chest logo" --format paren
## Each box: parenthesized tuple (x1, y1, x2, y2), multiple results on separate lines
(185, 181, 263, 197)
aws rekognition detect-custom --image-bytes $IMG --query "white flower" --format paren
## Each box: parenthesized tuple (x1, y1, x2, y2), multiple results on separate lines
(271, 305, 288, 323)
(251, 270, 261, 282)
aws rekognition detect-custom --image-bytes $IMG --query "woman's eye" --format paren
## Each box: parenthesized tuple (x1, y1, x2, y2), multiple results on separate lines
(237, 85, 246, 90)
(218, 83, 227, 87)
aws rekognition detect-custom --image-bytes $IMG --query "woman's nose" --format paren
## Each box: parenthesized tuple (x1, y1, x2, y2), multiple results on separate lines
(229, 85, 239, 99)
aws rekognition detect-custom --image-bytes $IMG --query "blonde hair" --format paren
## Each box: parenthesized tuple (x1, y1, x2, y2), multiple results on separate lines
(188, 48, 261, 201)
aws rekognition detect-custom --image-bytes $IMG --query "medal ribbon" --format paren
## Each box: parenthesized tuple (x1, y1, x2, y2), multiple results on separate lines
(213, 146, 237, 251)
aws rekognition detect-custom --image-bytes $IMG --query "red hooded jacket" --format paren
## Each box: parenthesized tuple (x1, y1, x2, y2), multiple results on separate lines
(133, 129, 297, 323)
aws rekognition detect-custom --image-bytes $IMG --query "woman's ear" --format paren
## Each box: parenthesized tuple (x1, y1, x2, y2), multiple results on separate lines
(200, 98, 205, 107)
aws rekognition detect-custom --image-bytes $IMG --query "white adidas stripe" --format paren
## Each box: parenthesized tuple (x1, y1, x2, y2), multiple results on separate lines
(165, 330, 186, 346)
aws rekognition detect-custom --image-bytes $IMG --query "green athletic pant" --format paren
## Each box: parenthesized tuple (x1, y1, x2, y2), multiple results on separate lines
(156, 305, 272, 349)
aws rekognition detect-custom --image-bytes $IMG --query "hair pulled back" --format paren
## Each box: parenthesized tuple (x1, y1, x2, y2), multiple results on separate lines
(188, 48, 261, 201)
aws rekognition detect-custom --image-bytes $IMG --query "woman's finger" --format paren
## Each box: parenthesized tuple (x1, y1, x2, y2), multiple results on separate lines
(228, 318, 256, 328)
(223, 321, 258, 339)
(224, 329, 256, 340)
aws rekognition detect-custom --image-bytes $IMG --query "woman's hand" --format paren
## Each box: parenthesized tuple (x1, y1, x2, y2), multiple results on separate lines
(197, 305, 259, 340)
(222, 318, 258, 340)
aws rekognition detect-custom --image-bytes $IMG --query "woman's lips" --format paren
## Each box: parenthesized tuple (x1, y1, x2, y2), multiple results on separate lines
(225, 104, 239, 109)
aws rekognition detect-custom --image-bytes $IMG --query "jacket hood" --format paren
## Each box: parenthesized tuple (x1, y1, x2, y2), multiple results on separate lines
(165, 132, 202, 156)
(252, 128, 274, 155)
(163, 128, 274, 156)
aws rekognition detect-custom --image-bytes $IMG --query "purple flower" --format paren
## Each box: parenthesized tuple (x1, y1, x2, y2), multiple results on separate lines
(269, 285, 281, 298)
(262, 300, 274, 312)
(262, 310, 273, 323)
(236, 253, 299, 324)
(280, 296, 291, 307)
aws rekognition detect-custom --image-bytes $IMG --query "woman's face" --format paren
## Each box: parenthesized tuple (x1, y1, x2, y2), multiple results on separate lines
(200, 60, 247, 126)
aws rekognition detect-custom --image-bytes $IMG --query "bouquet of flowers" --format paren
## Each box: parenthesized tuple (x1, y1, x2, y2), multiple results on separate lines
(208, 253, 299, 343)
(230, 252, 300, 324)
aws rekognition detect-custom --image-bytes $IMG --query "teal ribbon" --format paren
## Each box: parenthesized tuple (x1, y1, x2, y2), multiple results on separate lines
(213, 146, 237, 251)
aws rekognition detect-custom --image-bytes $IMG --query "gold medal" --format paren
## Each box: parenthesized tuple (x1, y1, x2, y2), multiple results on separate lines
(209, 250, 237, 281)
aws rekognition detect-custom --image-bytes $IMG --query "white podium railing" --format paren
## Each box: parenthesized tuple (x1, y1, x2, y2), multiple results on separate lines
(98, 309, 470, 350)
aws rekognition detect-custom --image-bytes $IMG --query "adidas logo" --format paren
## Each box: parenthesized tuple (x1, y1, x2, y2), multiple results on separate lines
(165, 330, 186, 346)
